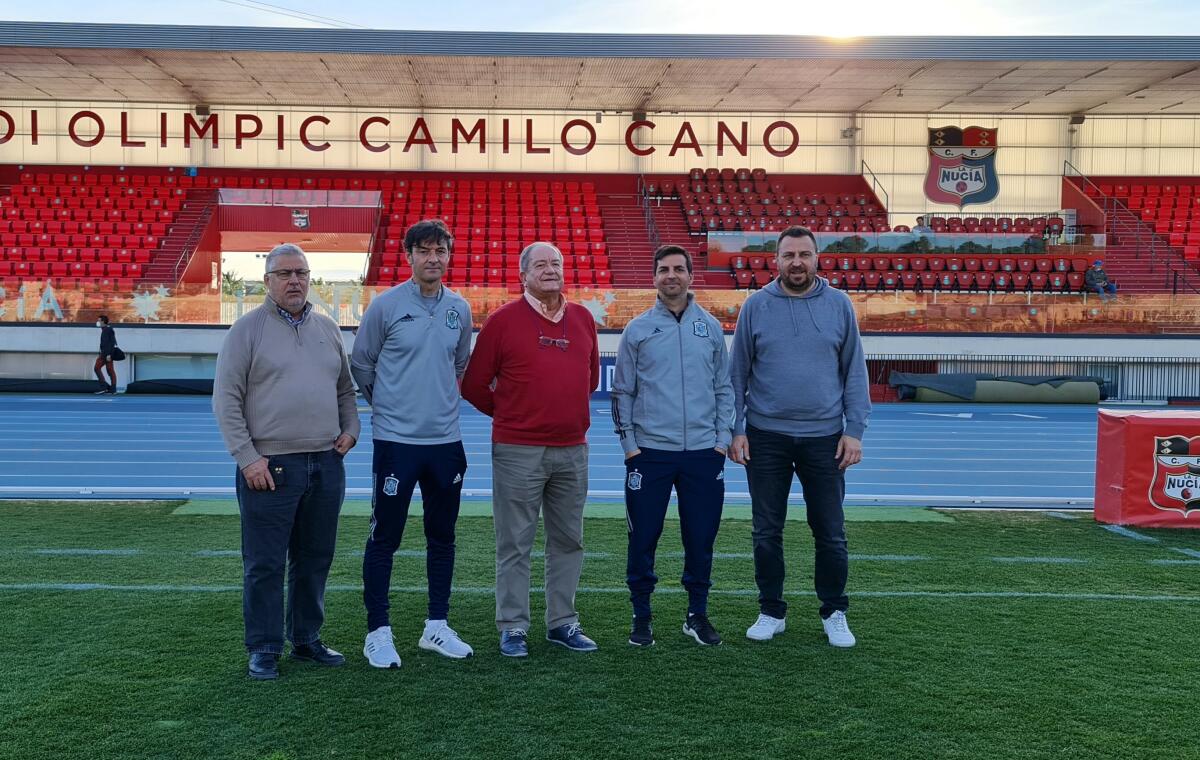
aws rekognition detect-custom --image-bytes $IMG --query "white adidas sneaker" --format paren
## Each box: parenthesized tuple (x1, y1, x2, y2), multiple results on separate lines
(418, 620, 474, 659)
(363, 626, 402, 669)
(746, 613, 787, 641)
(822, 610, 856, 648)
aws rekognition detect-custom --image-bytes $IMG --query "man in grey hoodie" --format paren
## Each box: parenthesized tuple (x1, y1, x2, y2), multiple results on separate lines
(612, 244, 734, 648)
(729, 225, 870, 648)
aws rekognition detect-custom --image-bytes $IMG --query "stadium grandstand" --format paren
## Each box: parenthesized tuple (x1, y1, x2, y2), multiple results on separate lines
(2, 23, 1200, 395)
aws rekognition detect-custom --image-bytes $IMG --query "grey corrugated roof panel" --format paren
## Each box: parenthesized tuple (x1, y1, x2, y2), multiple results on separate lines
(4, 22, 1200, 60)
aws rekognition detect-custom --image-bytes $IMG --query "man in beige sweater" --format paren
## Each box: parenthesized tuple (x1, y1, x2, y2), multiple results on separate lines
(213, 243, 360, 681)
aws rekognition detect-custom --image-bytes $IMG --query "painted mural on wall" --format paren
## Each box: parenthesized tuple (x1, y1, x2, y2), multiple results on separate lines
(924, 126, 999, 208)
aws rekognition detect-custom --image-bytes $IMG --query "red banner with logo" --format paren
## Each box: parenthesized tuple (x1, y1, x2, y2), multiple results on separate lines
(1095, 410, 1200, 528)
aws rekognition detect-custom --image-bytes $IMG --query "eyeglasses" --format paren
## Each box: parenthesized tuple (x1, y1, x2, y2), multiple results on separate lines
(412, 246, 450, 259)
(537, 325, 570, 351)
(267, 268, 311, 281)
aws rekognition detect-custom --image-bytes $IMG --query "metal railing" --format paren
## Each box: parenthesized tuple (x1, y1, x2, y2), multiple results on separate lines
(363, 195, 384, 283)
(860, 159, 889, 224)
(638, 175, 662, 249)
(1063, 161, 1200, 296)
(170, 192, 218, 283)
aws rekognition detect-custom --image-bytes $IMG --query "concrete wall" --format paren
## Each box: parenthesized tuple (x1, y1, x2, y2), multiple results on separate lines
(2, 322, 1193, 360)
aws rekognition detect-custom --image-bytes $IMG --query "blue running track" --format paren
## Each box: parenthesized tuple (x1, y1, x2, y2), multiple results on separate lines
(0, 394, 1118, 507)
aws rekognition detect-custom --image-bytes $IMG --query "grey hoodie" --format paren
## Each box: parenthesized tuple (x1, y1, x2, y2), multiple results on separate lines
(730, 276, 870, 440)
(612, 294, 734, 455)
(350, 280, 472, 445)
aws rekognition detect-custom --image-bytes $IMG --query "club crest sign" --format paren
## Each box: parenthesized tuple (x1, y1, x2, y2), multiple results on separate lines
(925, 126, 999, 208)
(1149, 435, 1200, 516)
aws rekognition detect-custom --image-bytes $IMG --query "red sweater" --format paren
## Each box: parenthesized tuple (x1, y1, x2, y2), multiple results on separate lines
(462, 297, 600, 446)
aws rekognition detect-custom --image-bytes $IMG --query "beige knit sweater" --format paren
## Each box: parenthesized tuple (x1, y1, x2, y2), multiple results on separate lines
(213, 298, 361, 469)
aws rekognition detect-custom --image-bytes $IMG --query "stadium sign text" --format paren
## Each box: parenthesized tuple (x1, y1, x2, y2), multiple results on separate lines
(0, 108, 806, 158)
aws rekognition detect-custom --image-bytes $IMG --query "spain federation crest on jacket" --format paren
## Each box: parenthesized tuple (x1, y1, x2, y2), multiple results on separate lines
(924, 126, 999, 208)
(1149, 435, 1200, 516)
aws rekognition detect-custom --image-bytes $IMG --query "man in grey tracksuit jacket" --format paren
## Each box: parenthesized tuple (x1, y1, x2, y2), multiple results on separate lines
(350, 219, 475, 664)
(612, 245, 734, 646)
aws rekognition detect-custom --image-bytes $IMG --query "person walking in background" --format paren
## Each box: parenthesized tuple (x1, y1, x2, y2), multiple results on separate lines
(612, 244, 734, 647)
(461, 241, 600, 658)
(729, 226, 871, 648)
(351, 219, 474, 668)
(213, 243, 360, 681)
(93, 314, 117, 394)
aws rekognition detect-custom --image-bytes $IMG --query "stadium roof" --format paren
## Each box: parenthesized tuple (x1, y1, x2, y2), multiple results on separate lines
(3, 22, 1200, 115)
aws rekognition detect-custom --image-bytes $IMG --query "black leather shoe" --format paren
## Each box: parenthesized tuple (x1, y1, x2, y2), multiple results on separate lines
(290, 641, 346, 666)
(499, 629, 529, 658)
(546, 622, 598, 652)
(628, 617, 654, 647)
(248, 653, 279, 680)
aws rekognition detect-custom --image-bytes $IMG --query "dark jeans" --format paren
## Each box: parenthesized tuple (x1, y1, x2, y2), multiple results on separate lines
(745, 426, 848, 619)
(625, 447, 725, 618)
(363, 440, 467, 630)
(235, 449, 346, 655)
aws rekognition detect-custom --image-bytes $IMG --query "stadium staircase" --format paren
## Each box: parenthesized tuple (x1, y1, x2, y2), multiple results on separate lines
(0, 167, 194, 301)
(140, 190, 218, 287)
(596, 190, 653, 288)
(1078, 178, 1200, 294)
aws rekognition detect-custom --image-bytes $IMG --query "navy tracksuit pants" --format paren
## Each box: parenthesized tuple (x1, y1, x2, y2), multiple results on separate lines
(624, 447, 726, 618)
(363, 440, 467, 631)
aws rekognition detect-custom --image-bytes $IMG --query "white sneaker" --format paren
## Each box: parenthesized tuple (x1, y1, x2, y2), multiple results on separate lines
(746, 613, 787, 641)
(822, 611, 856, 648)
(418, 619, 474, 659)
(363, 626, 402, 668)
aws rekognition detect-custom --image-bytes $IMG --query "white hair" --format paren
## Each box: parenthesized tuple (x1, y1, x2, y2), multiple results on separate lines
(264, 243, 308, 272)
(518, 241, 563, 273)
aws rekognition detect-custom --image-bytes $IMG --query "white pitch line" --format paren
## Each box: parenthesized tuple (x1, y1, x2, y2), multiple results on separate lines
(1101, 525, 1160, 543)
(991, 556, 1089, 564)
(2, 583, 1199, 603)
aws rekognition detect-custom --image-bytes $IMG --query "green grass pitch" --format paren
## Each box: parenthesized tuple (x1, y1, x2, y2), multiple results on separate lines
(2, 501, 1199, 760)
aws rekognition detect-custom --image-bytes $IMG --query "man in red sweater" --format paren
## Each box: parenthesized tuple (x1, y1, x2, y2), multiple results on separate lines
(462, 242, 600, 657)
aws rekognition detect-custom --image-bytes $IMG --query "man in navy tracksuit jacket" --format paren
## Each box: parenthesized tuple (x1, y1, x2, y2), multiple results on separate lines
(612, 244, 734, 647)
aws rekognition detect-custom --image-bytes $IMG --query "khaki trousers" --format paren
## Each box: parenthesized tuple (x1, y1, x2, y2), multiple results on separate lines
(491, 442, 588, 631)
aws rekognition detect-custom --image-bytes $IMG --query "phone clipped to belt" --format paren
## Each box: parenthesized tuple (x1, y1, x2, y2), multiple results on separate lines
(271, 464, 287, 487)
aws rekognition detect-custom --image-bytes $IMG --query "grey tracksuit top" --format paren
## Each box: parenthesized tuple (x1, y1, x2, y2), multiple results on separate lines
(350, 280, 472, 445)
(611, 294, 735, 455)
(730, 276, 870, 440)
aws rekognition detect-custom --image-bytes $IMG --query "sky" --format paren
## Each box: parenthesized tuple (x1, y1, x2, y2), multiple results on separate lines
(3, 0, 1200, 36)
